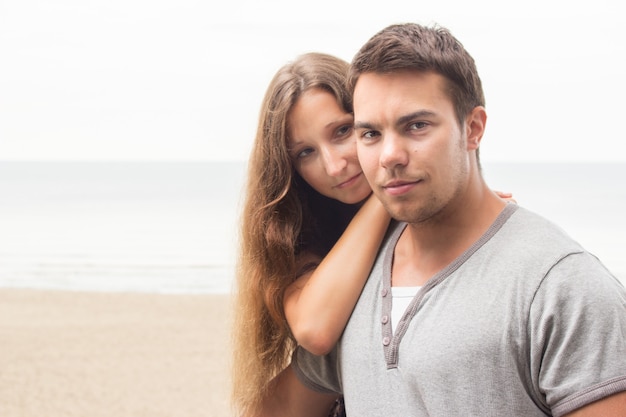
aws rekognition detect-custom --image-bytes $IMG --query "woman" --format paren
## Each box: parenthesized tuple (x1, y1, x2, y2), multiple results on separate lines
(231, 52, 389, 415)
(230, 52, 510, 415)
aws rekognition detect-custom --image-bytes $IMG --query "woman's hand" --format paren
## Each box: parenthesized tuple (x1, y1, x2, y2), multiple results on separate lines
(494, 190, 516, 203)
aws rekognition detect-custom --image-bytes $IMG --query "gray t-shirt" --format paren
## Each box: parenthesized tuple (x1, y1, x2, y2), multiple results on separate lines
(294, 204, 626, 416)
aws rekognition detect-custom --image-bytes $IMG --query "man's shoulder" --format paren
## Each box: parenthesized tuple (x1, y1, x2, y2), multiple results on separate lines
(502, 205, 584, 253)
(476, 205, 594, 280)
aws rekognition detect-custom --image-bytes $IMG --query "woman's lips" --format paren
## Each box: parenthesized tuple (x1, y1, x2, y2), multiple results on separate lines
(335, 172, 362, 189)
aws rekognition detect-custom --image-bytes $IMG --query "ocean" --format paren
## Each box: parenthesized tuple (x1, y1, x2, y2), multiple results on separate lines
(0, 161, 624, 293)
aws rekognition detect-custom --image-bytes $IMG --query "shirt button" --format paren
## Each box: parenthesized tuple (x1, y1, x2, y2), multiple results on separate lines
(381, 315, 389, 324)
(381, 288, 388, 297)
(382, 336, 390, 346)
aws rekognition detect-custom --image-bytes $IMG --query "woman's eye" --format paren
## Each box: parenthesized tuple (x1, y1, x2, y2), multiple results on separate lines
(296, 147, 314, 159)
(336, 124, 354, 137)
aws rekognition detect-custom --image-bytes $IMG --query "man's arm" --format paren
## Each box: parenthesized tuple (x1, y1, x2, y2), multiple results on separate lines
(563, 391, 626, 416)
(250, 364, 339, 417)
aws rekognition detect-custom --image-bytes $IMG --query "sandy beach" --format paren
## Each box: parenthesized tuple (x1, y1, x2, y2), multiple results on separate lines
(0, 289, 233, 417)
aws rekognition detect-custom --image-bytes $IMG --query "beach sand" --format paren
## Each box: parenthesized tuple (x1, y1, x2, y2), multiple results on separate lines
(0, 289, 234, 417)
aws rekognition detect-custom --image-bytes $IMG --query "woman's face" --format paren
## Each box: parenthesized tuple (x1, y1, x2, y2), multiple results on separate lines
(287, 88, 371, 204)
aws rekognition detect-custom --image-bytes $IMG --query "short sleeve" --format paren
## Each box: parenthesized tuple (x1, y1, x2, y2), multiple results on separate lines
(528, 251, 626, 416)
(292, 346, 343, 395)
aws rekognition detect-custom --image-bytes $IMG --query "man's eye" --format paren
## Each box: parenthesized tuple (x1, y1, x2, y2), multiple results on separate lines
(409, 121, 428, 131)
(361, 130, 379, 140)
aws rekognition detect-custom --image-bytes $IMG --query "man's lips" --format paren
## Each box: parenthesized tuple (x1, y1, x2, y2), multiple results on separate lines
(382, 179, 422, 196)
(335, 172, 362, 189)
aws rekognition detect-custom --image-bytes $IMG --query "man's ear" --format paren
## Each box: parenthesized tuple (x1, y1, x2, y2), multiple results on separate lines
(465, 106, 487, 151)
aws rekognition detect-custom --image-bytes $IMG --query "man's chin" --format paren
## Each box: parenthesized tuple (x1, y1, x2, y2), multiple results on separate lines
(385, 204, 440, 225)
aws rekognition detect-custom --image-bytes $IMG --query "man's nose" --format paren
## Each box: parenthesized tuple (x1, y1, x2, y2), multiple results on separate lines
(379, 133, 409, 169)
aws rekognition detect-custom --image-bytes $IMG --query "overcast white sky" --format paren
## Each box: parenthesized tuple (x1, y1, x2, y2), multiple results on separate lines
(1, 0, 624, 162)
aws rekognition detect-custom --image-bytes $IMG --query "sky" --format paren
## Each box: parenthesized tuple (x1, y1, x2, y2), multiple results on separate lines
(1, 0, 625, 163)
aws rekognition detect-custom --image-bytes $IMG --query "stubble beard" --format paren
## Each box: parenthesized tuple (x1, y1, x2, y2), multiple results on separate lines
(382, 192, 447, 225)
(381, 162, 469, 226)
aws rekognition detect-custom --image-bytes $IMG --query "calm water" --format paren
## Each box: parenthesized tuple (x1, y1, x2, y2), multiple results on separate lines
(0, 161, 246, 293)
(0, 161, 624, 293)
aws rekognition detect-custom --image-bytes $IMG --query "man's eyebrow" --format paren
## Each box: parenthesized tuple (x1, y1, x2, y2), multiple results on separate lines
(354, 121, 376, 130)
(397, 110, 437, 126)
(354, 110, 437, 131)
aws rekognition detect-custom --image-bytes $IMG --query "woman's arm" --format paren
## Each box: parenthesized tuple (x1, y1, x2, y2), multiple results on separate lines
(251, 364, 338, 417)
(284, 193, 390, 355)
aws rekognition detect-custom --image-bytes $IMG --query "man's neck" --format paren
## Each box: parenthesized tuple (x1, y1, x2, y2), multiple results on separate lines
(392, 181, 506, 287)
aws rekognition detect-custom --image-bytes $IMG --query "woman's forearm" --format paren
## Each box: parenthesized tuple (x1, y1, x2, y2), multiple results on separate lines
(284, 194, 390, 355)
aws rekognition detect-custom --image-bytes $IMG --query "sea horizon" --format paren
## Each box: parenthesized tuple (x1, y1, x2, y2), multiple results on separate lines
(0, 160, 624, 293)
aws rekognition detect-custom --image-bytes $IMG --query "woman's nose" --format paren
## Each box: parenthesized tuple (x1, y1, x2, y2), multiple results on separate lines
(321, 147, 348, 177)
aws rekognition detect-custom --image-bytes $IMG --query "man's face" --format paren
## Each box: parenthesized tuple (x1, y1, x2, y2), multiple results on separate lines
(353, 70, 472, 224)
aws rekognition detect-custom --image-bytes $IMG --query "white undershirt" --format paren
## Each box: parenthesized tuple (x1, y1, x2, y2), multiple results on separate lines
(391, 286, 421, 334)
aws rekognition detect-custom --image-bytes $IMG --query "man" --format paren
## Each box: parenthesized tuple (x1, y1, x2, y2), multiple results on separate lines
(255, 23, 626, 417)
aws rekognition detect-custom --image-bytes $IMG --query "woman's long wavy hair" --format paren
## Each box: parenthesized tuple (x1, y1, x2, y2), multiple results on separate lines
(231, 52, 359, 414)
